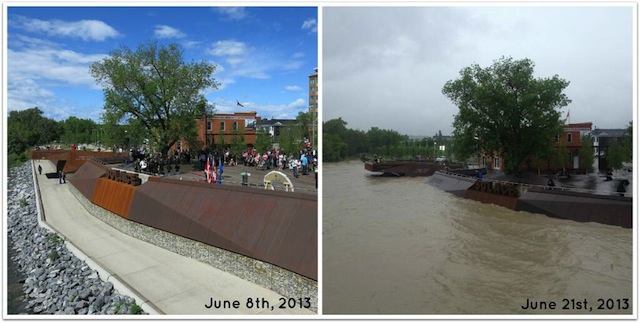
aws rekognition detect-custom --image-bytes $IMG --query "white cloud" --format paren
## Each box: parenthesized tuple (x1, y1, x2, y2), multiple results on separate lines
(210, 98, 307, 120)
(7, 78, 55, 110)
(12, 15, 119, 41)
(183, 40, 202, 49)
(292, 52, 305, 59)
(217, 7, 248, 21)
(285, 85, 302, 91)
(8, 47, 106, 87)
(287, 98, 306, 109)
(207, 40, 248, 56)
(7, 35, 111, 120)
(154, 25, 186, 39)
(226, 57, 245, 67)
(302, 18, 317, 33)
(323, 7, 633, 135)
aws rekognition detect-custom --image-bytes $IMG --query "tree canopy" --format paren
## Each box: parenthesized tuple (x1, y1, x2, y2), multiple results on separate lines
(8, 107, 62, 155)
(90, 40, 219, 155)
(322, 118, 444, 162)
(443, 56, 571, 173)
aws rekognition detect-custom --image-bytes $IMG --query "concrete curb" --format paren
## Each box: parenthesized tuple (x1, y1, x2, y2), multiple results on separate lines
(30, 160, 161, 315)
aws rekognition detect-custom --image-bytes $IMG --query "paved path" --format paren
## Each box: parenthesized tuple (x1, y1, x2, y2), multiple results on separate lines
(116, 160, 319, 194)
(32, 160, 315, 316)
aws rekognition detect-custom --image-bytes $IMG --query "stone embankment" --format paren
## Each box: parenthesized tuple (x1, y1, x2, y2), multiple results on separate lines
(7, 163, 145, 315)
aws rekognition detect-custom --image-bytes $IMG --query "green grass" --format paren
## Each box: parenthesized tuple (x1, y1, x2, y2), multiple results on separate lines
(48, 233, 64, 245)
(49, 250, 59, 262)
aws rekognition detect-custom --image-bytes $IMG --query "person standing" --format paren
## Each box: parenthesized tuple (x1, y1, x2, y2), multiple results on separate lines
(301, 154, 308, 175)
(38, 164, 42, 175)
(293, 158, 299, 178)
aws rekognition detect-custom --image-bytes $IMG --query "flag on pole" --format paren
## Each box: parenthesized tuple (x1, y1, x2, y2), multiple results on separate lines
(205, 157, 212, 183)
(237, 100, 244, 107)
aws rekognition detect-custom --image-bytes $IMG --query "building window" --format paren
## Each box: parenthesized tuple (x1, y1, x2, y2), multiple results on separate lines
(177, 141, 182, 150)
(555, 135, 559, 143)
(567, 133, 572, 143)
(482, 156, 487, 166)
(494, 156, 500, 169)
(207, 121, 212, 131)
(233, 121, 238, 132)
(220, 122, 225, 132)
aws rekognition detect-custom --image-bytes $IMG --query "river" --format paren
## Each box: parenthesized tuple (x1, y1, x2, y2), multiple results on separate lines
(323, 161, 632, 315)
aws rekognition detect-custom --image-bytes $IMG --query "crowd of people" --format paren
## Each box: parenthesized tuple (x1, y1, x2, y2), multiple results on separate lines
(125, 143, 318, 182)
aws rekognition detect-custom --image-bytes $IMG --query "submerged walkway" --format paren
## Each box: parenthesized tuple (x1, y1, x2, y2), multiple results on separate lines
(32, 159, 315, 316)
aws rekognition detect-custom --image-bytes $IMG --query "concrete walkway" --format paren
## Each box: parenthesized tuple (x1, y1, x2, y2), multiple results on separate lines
(32, 160, 315, 316)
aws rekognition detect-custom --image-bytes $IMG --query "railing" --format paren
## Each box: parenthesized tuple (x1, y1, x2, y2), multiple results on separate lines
(435, 170, 624, 197)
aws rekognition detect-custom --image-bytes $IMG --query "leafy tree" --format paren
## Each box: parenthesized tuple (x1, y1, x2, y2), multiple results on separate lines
(8, 107, 62, 154)
(622, 120, 633, 162)
(254, 127, 272, 153)
(553, 139, 569, 171)
(278, 124, 302, 155)
(323, 133, 347, 162)
(323, 118, 349, 138)
(296, 111, 313, 141)
(578, 135, 594, 173)
(366, 127, 404, 155)
(230, 129, 247, 156)
(60, 116, 98, 145)
(443, 56, 570, 173)
(608, 139, 626, 171)
(90, 41, 219, 156)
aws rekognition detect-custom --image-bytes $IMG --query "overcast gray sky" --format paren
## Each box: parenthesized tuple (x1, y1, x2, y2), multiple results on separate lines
(322, 5, 634, 137)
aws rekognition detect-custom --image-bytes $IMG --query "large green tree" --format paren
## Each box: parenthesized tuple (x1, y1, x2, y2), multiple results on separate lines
(578, 134, 594, 173)
(60, 116, 98, 145)
(8, 107, 62, 154)
(323, 118, 349, 162)
(443, 56, 570, 173)
(90, 41, 219, 156)
(608, 139, 626, 172)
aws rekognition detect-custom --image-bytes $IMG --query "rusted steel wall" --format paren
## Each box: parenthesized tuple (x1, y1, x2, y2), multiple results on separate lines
(365, 161, 463, 176)
(464, 180, 519, 209)
(92, 178, 136, 218)
(68, 160, 109, 200)
(31, 150, 123, 173)
(430, 173, 632, 228)
(427, 172, 477, 197)
(68, 161, 318, 280)
(517, 188, 632, 228)
(464, 190, 519, 210)
(127, 177, 317, 280)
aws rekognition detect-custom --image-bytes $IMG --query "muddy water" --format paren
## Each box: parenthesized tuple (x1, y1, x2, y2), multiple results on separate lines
(323, 162, 632, 315)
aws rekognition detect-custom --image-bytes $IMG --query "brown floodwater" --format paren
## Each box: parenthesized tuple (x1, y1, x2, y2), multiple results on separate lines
(323, 161, 632, 315)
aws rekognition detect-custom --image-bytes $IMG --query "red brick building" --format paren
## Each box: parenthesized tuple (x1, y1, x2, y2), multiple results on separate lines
(173, 111, 261, 151)
(479, 122, 593, 172)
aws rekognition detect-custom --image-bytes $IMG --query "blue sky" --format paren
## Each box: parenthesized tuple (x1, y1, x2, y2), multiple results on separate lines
(7, 6, 318, 122)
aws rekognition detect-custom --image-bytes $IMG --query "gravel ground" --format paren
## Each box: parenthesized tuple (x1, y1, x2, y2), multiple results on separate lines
(6, 162, 146, 315)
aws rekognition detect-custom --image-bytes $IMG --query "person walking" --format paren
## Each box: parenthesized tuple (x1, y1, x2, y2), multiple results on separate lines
(38, 164, 42, 175)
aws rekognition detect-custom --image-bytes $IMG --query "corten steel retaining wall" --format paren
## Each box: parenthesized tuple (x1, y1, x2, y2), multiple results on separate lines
(31, 150, 123, 173)
(516, 188, 632, 228)
(69, 160, 317, 280)
(428, 172, 632, 228)
(67, 160, 317, 287)
(127, 177, 317, 280)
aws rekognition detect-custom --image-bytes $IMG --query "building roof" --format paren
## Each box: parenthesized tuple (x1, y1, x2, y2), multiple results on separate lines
(563, 122, 592, 131)
(590, 128, 629, 137)
(257, 118, 297, 127)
